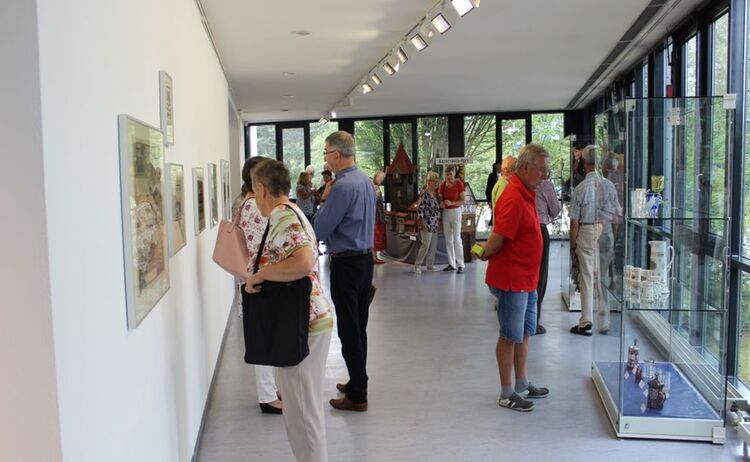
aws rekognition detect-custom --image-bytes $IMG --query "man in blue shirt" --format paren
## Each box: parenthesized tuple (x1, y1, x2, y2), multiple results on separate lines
(314, 131, 376, 412)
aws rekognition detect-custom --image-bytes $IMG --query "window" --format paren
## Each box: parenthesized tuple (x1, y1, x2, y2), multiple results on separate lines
(354, 120, 384, 179)
(309, 121, 338, 176)
(684, 36, 697, 97)
(249, 125, 276, 158)
(417, 117, 448, 187)
(712, 14, 729, 96)
(501, 119, 526, 158)
(741, 273, 750, 384)
(531, 113, 565, 185)
(281, 128, 305, 198)
(463, 115, 496, 192)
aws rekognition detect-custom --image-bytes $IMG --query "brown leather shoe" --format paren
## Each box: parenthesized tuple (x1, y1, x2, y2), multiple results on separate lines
(335, 383, 348, 393)
(329, 397, 367, 412)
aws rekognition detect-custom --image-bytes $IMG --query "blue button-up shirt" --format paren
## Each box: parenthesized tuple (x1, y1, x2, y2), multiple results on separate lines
(313, 165, 376, 253)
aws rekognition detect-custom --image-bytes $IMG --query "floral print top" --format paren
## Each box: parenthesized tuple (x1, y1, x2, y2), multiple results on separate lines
(257, 203, 333, 335)
(417, 190, 441, 233)
(239, 198, 267, 274)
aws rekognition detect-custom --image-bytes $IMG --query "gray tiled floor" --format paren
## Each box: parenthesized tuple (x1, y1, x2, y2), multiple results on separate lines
(196, 242, 743, 461)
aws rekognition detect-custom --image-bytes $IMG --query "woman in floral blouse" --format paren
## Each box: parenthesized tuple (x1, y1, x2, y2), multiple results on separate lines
(238, 157, 283, 415)
(414, 171, 442, 274)
(245, 159, 333, 462)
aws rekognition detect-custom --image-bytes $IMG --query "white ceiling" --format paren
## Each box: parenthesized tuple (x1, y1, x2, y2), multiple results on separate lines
(200, 0, 701, 123)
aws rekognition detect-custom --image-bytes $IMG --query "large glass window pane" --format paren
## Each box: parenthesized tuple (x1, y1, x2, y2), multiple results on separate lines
(388, 122, 414, 164)
(712, 14, 729, 96)
(417, 117, 448, 187)
(281, 128, 304, 198)
(685, 36, 697, 97)
(354, 120, 384, 179)
(532, 113, 565, 185)
(249, 124, 276, 158)
(740, 272, 750, 384)
(463, 115, 496, 192)
(309, 121, 338, 179)
(501, 119, 526, 158)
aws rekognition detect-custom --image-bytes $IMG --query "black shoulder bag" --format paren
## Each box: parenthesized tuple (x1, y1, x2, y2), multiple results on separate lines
(242, 205, 312, 367)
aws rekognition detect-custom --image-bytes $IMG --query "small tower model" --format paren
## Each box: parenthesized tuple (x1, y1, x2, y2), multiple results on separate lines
(385, 143, 416, 212)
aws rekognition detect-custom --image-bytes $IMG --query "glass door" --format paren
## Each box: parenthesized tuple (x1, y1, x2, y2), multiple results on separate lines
(280, 126, 308, 198)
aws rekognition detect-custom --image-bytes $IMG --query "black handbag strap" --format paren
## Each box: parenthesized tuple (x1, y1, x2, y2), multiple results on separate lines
(251, 203, 311, 275)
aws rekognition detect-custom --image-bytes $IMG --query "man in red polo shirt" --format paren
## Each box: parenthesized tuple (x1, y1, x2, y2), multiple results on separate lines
(474, 143, 550, 412)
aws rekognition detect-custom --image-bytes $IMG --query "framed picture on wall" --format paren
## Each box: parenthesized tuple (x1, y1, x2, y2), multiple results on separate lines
(159, 71, 174, 146)
(208, 162, 219, 227)
(220, 159, 231, 220)
(117, 114, 170, 329)
(193, 167, 206, 235)
(165, 163, 187, 256)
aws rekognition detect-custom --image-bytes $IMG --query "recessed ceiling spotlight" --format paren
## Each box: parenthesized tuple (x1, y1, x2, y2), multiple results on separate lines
(282, 94, 294, 98)
(383, 62, 396, 75)
(451, 0, 479, 17)
(410, 33, 428, 51)
(431, 13, 451, 34)
(371, 74, 382, 85)
(361, 83, 373, 94)
(280, 109, 289, 112)
(283, 72, 296, 76)
(397, 47, 408, 64)
(291, 30, 312, 36)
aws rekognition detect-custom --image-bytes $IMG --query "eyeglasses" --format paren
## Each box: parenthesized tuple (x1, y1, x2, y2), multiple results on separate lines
(323, 149, 337, 156)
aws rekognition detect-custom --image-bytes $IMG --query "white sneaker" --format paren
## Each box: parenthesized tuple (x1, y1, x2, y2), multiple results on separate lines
(426, 266, 438, 272)
(414, 266, 422, 274)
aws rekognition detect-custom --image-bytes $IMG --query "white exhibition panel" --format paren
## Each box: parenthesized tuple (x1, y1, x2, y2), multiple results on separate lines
(36, 0, 238, 460)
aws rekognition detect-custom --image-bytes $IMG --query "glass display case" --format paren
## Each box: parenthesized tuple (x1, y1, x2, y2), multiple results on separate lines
(590, 97, 731, 443)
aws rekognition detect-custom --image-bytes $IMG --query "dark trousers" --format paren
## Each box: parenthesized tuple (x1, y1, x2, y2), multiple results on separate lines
(330, 253, 374, 403)
(537, 224, 551, 322)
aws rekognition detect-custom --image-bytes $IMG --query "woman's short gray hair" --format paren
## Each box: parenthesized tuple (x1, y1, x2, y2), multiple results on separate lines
(252, 159, 291, 197)
(514, 143, 549, 171)
(325, 131, 355, 157)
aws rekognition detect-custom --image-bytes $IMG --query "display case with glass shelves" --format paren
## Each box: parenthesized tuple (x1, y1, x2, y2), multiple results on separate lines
(590, 97, 731, 443)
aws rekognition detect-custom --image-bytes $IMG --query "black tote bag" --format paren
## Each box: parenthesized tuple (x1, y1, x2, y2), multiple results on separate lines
(242, 205, 311, 367)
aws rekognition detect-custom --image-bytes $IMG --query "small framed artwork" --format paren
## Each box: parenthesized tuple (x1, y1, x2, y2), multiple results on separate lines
(208, 162, 219, 227)
(220, 159, 231, 220)
(165, 163, 187, 256)
(193, 167, 206, 235)
(117, 114, 170, 329)
(159, 71, 174, 146)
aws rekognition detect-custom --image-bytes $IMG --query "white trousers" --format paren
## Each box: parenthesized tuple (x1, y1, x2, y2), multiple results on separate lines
(576, 224, 612, 329)
(255, 365, 278, 403)
(414, 231, 438, 268)
(277, 330, 332, 462)
(442, 208, 464, 268)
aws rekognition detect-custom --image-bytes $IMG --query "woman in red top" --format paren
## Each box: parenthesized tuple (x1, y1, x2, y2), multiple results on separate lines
(438, 165, 465, 273)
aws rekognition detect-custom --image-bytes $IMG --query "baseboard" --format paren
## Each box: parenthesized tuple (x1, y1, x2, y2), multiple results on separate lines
(190, 295, 237, 462)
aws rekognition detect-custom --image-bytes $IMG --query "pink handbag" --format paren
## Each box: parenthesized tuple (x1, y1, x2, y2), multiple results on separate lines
(212, 199, 250, 280)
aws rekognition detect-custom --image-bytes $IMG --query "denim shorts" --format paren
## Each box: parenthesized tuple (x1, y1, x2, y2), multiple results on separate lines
(488, 286, 538, 343)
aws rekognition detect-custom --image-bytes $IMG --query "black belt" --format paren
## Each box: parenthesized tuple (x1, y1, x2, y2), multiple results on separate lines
(330, 248, 371, 258)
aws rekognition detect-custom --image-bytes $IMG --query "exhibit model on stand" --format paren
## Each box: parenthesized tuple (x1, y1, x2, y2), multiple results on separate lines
(589, 97, 734, 444)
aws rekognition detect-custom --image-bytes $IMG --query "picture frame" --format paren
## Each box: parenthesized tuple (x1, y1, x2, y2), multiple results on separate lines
(159, 71, 174, 146)
(117, 114, 170, 329)
(193, 167, 206, 235)
(208, 162, 219, 227)
(220, 159, 231, 220)
(165, 163, 187, 256)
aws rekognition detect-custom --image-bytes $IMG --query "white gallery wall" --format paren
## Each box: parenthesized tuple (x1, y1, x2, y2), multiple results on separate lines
(34, 0, 239, 459)
(0, 0, 63, 460)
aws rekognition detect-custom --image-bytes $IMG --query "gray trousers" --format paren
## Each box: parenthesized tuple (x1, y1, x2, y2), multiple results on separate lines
(414, 231, 438, 268)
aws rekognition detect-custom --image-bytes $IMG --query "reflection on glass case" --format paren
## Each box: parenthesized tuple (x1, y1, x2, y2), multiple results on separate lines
(590, 97, 731, 443)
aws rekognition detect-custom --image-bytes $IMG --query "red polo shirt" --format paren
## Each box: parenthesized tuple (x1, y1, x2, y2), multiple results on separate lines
(486, 175, 542, 291)
(439, 180, 464, 209)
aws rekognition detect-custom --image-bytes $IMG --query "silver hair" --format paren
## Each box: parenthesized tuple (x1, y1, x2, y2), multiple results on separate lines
(582, 145, 597, 166)
(514, 143, 549, 172)
(324, 131, 355, 157)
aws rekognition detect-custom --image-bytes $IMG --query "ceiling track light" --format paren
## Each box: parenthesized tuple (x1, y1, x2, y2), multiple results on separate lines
(451, 0, 479, 17)
(431, 12, 451, 34)
(383, 62, 396, 75)
(410, 33, 428, 51)
(361, 82, 373, 94)
(371, 74, 382, 85)
(318, 116, 329, 125)
(397, 47, 408, 64)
